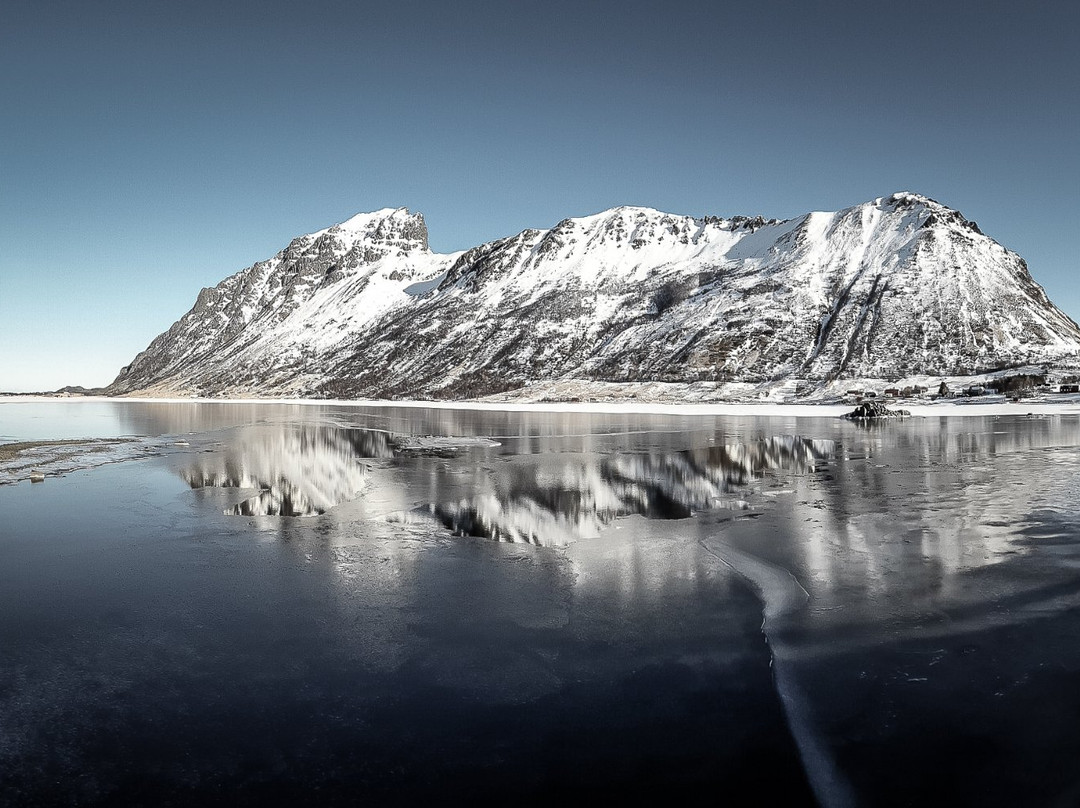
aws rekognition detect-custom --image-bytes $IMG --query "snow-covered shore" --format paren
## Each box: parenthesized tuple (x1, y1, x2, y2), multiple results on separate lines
(2, 394, 1078, 418)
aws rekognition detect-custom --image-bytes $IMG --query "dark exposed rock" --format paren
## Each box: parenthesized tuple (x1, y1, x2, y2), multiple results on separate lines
(843, 401, 910, 420)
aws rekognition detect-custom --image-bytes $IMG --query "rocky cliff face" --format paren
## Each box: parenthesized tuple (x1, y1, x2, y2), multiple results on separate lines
(108, 194, 1080, 399)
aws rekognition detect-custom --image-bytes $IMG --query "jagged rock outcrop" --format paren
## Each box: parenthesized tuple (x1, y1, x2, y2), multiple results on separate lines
(108, 194, 1080, 399)
(843, 401, 911, 420)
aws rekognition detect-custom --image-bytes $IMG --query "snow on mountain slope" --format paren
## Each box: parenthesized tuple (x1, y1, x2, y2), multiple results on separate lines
(111, 208, 457, 394)
(108, 194, 1080, 399)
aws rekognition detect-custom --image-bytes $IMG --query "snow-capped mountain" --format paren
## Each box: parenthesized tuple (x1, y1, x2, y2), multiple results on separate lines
(108, 193, 1080, 399)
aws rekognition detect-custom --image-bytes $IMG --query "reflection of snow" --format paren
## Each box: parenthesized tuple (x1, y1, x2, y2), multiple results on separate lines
(428, 436, 835, 546)
(182, 425, 393, 516)
(752, 419, 1080, 643)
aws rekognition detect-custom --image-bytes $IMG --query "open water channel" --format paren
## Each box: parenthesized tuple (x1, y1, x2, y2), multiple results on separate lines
(2, 400, 1080, 806)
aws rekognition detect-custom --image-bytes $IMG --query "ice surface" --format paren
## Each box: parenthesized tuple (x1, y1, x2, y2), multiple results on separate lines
(4, 401, 1080, 806)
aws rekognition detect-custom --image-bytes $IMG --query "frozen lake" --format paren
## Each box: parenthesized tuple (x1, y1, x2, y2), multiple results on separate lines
(3, 400, 1080, 805)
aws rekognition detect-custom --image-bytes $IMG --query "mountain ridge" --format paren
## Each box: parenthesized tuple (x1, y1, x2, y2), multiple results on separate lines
(108, 194, 1080, 401)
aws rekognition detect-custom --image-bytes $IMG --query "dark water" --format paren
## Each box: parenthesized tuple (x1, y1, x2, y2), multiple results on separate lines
(2, 401, 1080, 806)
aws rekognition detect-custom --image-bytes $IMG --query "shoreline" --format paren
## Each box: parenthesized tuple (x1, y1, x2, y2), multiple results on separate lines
(2, 394, 1078, 418)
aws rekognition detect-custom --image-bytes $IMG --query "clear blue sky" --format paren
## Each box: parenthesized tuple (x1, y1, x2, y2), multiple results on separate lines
(2, 0, 1077, 391)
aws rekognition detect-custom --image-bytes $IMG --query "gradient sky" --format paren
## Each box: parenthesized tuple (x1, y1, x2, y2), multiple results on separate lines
(2, 0, 1077, 391)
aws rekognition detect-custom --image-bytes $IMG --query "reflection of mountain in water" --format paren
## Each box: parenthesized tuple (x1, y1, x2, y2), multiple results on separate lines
(430, 436, 835, 546)
(786, 418, 1080, 594)
(182, 426, 394, 516)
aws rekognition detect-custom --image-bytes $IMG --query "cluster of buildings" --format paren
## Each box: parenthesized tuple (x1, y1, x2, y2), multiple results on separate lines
(844, 385, 930, 402)
(844, 377, 1080, 403)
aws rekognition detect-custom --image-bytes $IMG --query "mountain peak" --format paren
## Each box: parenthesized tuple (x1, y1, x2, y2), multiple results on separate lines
(884, 190, 935, 205)
(322, 207, 429, 252)
(333, 206, 414, 230)
(597, 204, 667, 218)
(876, 191, 957, 214)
